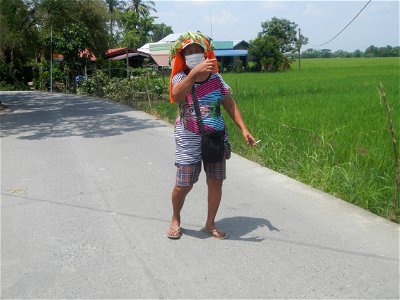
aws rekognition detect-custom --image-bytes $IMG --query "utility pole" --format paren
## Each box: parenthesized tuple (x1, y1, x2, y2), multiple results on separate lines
(50, 25, 53, 92)
(210, 15, 213, 39)
(298, 28, 301, 70)
(126, 48, 129, 78)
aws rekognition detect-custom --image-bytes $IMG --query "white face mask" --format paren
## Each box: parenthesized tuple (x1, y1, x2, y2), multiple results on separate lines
(185, 53, 205, 69)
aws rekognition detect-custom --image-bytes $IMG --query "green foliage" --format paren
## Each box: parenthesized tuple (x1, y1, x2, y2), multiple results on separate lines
(126, 0, 157, 17)
(0, 0, 39, 83)
(32, 60, 69, 90)
(151, 23, 173, 42)
(38, 0, 109, 56)
(234, 60, 245, 73)
(118, 9, 156, 48)
(78, 70, 109, 97)
(248, 35, 290, 72)
(259, 17, 308, 55)
(302, 46, 400, 58)
(364, 45, 400, 57)
(0, 81, 28, 91)
(77, 68, 167, 104)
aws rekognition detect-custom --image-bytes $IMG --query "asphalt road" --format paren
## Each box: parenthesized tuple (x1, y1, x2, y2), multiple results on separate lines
(1, 91, 399, 299)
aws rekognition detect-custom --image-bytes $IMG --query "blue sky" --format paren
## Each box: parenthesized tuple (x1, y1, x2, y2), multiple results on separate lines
(151, 0, 399, 51)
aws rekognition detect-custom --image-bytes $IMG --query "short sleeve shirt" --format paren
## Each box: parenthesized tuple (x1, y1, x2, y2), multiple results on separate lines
(172, 71, 230, 164)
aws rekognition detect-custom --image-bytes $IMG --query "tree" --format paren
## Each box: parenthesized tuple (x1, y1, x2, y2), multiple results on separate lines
(320, 49, 332, 58)
(354, 49, 363, 57)
(334, 50, 351, 58)
(104, 0, 125, 44)
(0, 0, 39, 83)
(36, 0, 109, 56)
(34, 0, 109, 91)
(118, 8, 155, 48)
(126, 0, 156, 17)
(364, 45, 379, 57)
(259, 17, 308, 56)
(248, 35, 290, 72)
(301, 48, 322, 58)
(151, 23, 173, 42)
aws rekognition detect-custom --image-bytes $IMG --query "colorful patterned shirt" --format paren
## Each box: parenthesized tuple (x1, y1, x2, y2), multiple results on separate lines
(172, 71, 230, 164)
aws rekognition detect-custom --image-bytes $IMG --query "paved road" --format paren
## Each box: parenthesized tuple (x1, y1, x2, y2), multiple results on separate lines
(1, 91, 399, 299)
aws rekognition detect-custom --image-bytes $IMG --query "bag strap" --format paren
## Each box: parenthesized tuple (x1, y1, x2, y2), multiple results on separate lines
(191, 86, 205, 135)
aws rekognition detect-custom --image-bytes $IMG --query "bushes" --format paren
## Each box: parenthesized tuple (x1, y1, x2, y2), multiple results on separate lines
(77, 68, 168, 107)
(0, 81, 29, 91)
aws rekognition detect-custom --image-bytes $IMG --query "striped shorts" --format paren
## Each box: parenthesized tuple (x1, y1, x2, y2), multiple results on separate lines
(175, 159, 226, 186)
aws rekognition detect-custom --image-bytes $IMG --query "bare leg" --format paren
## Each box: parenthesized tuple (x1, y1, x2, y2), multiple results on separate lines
(169, 185, 192, 230)
(204, 178, 226, 238)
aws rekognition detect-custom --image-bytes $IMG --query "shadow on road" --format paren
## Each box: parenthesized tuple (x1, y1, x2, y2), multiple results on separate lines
(0, 92, 166, 140)
(183, 216, 280, 242)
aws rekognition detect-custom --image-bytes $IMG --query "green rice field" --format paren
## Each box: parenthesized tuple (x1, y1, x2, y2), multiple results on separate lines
(147, 57, 400, 222)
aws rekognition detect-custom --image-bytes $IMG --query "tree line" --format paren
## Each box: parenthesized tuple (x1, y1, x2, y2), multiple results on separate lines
(301, 45, 400, 59)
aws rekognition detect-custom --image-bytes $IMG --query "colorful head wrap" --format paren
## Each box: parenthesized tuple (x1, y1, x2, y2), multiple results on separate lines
(169, 31, 218, 103)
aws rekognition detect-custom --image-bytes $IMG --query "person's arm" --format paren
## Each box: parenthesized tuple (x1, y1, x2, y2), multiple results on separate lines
(172, 58, 217, 104)
(222, 94, 257, 146)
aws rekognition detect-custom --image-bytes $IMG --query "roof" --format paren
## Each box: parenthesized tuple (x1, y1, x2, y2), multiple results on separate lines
(213, 41, 234, 50)
(158, 33, 184, 43)
(137, 43, 150, 54)
(107, 52, 149, 61)
(149, 42, 174, 52)
(214, 49, 248, 57)
(105, 48, 137, 58)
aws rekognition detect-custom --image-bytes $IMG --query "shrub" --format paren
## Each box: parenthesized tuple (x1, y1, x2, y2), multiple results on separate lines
(0, 81, 29, 91)
(77, 68, 168, 107)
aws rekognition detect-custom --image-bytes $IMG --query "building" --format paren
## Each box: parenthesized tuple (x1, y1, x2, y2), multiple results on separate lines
(138, 33, 249, 70)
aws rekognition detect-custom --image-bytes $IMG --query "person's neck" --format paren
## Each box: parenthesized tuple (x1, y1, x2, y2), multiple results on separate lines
(195, 72, 212, 83)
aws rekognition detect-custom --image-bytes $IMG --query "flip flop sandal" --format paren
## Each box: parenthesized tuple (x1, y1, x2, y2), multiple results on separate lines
(167, 227, 182, 239)
(202, 227, 228, 240)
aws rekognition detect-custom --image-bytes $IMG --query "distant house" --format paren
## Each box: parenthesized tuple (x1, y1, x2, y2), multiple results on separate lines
(213, 40, 249, 70)
(138, 34, 179, 67)
(105, 47, 150, 68)
(139, 33, 249, 70)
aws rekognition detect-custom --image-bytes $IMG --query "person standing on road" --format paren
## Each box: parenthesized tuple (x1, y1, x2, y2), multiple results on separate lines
(167, 31, 256, 240)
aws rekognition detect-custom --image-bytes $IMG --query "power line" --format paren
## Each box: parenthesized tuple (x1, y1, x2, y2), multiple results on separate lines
(310, 0, 372, 48)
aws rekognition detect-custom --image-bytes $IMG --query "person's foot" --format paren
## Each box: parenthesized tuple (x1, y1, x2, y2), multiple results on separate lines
(202, 226, 228, 240)
(167, 226, 182, 239)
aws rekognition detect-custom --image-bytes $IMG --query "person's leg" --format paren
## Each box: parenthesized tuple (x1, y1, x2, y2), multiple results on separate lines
(167, 162, 201, 238)
(205, 177, 223, 229)
(169, 184, 192, 230)
(204, 160, 227, 239)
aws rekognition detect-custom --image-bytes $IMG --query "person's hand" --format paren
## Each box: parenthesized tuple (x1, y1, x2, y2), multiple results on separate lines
(242, 129, 257, 146)
(191, 58, 217, 79)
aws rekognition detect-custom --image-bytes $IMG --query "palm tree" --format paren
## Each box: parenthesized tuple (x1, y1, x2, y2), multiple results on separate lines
(105, 0, 124, 40)
(126, 0, 156, 17)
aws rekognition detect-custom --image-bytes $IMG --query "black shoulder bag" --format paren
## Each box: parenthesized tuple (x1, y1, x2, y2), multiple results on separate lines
(192, 86, 227, 163)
